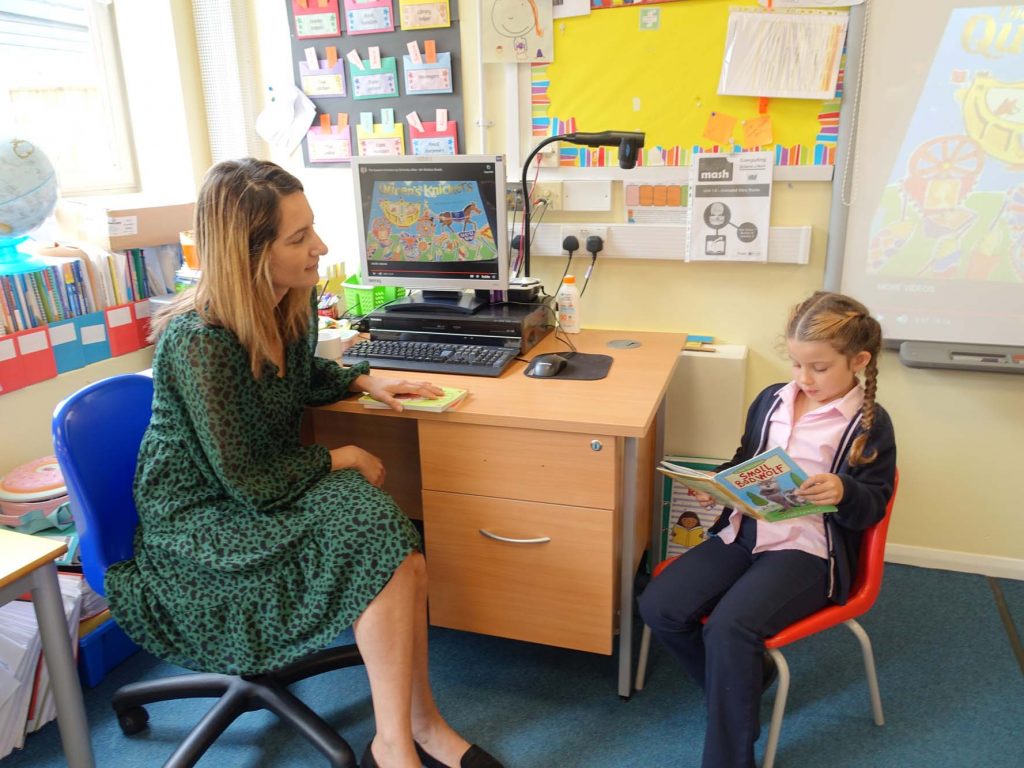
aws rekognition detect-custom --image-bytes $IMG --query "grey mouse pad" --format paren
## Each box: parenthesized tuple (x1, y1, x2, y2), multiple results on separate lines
(524, 351, 613, 380)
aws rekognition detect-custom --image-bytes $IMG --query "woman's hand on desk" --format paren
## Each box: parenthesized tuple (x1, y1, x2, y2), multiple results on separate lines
(352, 374, 444, 412)
(330, 446, 386, 487)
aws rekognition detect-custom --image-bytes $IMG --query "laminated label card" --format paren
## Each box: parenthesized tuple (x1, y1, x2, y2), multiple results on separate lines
(299, 48, 347, 97)
(403, 50, 453, 94)
(399, 0, 450, 30)
(351, 56, 400, 100)
(356, 118, 405, 156)
(292, 0, 341, 39)
(308, 115, 353, 163)
(344, 0, 394, 34)
(409, 120, 457, 155)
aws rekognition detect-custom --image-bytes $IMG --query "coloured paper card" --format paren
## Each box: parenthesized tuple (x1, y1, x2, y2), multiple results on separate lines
(307, 124, 353, 163)
(356, 121, 405, 155)
(625, 182, 687, 225)
(403, 50, 453, 94)
(409, 120, 458, 155)
(399, 0, 450, 30)
(293, 0, 341, 39)
(351, 56, 400, 99)
(687, 151, 773, 262)
(299, 57, 346, 97)
(344, 0, 394, 34)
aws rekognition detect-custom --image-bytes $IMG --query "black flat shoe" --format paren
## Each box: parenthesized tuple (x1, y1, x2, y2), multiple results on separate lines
(415, 741, 504, 768)
(360, 740, 379, 768)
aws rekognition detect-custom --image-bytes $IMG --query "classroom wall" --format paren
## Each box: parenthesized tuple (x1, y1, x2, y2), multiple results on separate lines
(5, 4, 1016, 576)
(248, 2, 1023, 573)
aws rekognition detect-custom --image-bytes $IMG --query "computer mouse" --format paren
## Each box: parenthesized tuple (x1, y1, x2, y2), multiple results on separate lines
(531, 353, 568, 378)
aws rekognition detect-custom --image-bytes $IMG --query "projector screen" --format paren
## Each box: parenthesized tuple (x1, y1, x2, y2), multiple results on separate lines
(839, 2, 1024, 348)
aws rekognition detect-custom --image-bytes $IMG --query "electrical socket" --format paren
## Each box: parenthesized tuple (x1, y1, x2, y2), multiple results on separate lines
(578, 226, 608, 251)
(532, 181, 562, 210)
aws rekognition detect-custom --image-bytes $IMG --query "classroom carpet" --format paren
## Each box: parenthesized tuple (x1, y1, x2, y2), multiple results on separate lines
(4, 564, 1022, 768)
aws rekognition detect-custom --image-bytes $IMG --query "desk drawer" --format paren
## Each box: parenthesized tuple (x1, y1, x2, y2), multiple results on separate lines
(420, 421, 616, 509)
(424, 490, 614, 654)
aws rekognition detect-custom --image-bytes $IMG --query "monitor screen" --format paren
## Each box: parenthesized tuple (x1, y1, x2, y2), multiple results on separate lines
(351, 154, 509, 295)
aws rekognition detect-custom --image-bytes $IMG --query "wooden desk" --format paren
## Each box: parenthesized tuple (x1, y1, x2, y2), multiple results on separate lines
(0, 529, 94, 767)
(312, 329, 682, 697)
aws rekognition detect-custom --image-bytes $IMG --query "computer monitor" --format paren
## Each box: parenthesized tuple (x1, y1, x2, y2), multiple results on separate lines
(351, 154, 509, 314)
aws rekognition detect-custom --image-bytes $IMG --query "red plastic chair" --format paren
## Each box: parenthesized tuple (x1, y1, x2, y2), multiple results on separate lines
(636, 473, 898, 768)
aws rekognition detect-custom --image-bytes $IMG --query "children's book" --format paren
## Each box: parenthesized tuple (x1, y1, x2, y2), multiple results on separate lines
(657, 446, 837, 523)
(358, 386, 468, 413)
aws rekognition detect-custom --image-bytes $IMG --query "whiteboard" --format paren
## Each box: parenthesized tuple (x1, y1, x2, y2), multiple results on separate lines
(838, 1, 1024, 347)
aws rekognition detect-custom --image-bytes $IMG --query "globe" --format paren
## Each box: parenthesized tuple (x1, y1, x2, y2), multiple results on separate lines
(0, 136, 58, 275)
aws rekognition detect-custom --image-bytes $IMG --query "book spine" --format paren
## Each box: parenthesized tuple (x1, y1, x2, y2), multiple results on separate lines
(3, 275, 25, 331)
(17, 272, 42, 327)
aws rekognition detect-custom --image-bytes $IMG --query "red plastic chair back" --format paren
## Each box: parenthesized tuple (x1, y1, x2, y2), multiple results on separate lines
(765, 470, 898, 649)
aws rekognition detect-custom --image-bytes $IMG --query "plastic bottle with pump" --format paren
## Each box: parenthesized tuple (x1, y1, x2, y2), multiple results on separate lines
(556, 275, 581, 334)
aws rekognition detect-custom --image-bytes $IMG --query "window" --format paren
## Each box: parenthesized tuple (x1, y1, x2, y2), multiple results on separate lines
(0, 0, 138, 195)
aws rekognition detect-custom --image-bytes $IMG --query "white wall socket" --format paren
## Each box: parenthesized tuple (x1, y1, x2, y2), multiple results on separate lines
(578, 226, 608, 251)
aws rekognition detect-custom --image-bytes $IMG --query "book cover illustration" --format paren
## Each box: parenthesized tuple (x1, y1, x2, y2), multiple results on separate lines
(659, 447, 836, 523)
(716, 447, 837, 522)
(659, 456, 727, 562)
(365, 177, 498, 265)
(359, 385, 468, 412)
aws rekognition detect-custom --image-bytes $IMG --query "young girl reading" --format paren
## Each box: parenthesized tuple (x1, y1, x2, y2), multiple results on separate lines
(638, 291, 897, 768)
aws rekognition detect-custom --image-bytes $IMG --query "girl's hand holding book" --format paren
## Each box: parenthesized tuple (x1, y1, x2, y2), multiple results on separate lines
(797, 473, 844, 506)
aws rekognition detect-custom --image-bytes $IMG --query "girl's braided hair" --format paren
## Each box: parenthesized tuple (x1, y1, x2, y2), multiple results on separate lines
(787, 291, 882, 465)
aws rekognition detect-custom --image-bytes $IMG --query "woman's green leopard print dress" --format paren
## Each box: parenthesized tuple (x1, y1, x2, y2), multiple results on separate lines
(105, 296, 420, 675)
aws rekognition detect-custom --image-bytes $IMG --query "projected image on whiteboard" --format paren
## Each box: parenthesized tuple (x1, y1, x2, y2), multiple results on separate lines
(864, 6, 1023, 344)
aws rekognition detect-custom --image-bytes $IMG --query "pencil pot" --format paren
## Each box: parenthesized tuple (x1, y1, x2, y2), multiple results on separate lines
(342, 274, 406, 315)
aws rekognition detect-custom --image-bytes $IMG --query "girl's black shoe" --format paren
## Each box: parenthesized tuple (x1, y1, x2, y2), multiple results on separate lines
(415, 741, 504, 768)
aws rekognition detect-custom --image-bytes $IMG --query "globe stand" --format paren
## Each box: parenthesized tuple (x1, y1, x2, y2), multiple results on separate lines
(0, 236, 43, 276)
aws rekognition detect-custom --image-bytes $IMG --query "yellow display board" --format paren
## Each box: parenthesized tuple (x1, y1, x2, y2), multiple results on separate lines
(535, 0, 840, 167)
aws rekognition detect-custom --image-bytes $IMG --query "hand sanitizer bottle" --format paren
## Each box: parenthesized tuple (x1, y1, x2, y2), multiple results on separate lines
(556, 275, 581, 334)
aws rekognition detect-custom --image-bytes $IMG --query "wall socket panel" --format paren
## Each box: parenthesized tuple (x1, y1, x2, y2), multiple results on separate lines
(532, 181, 562, 210)
(560, 225, 608, 251)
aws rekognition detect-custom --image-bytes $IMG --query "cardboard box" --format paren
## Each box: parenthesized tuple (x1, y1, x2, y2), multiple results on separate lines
(56, 196, 195, 251)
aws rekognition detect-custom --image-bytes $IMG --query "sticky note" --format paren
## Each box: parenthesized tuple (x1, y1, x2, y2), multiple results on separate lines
(743, 115, 773, 147)
(703, 111, 737, 144)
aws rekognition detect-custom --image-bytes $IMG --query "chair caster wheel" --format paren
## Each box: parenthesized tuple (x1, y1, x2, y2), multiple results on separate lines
(117, 705, 150, 735)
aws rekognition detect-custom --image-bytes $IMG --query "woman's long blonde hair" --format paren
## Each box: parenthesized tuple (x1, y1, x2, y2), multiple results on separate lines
(787, 291, 883, 466)
(150, 159, 311, 376)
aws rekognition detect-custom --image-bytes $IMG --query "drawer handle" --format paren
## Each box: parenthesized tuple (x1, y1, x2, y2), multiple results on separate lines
(478, 529, 551, 545)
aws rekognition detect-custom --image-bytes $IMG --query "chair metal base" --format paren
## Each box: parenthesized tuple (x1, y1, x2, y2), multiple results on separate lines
(112, 644, 364, 768)
(635, 619, 885, 768)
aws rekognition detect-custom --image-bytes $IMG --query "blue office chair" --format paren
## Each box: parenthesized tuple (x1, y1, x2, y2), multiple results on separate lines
(53, 373, 365, 768)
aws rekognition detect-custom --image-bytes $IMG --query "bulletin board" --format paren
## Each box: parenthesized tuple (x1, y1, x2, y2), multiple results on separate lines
(534, 0, 843, 168)
(283, 0, 465, 166)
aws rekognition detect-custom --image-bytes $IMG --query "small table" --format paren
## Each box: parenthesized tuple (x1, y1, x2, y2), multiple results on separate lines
(0, 529, 94, 767)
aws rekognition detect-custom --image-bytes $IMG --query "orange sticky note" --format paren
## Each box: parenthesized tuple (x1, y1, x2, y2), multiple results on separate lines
(337, 113, 348, 127)
(702, 112, 737, 144)
(320, 113, 331, 132)
(326, 46, 338, 68)
(743, 115, 773, 147)
(424, 39, 437, 64)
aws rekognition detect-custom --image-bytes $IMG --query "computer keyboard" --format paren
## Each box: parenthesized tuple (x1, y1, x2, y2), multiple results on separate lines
(342, 339, 519, 377)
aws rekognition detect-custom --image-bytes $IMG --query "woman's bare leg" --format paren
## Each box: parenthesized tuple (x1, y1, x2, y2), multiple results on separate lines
(353, 552, 426, 768)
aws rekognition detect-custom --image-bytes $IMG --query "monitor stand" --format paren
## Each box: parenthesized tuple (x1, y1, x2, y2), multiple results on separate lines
(384, 289, 488, 314)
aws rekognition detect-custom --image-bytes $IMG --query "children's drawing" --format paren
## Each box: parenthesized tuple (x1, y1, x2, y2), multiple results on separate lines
(365, 180, 498, 264)
(482, 0, 553, 63)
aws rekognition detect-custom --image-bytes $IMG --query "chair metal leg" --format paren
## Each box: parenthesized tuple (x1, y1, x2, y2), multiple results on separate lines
(845, 619, 885, 726)
(761, 648, 789, 768)
(635, 625, 652, 691)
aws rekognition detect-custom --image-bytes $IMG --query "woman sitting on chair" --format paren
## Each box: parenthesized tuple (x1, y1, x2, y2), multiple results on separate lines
(104, 158, 502, 768)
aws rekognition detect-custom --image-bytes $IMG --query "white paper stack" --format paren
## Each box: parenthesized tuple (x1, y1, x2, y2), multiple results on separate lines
(0, 572, 84, 757)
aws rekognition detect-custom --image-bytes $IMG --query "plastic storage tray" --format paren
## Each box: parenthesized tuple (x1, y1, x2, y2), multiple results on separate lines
(78, 617, 140, 688)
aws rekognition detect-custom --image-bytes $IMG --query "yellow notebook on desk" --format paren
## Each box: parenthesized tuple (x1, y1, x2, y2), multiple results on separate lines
(358, 386, 468, 413)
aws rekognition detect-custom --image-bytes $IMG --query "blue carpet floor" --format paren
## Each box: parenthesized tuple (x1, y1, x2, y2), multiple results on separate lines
(4, 564, 1022, 767)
